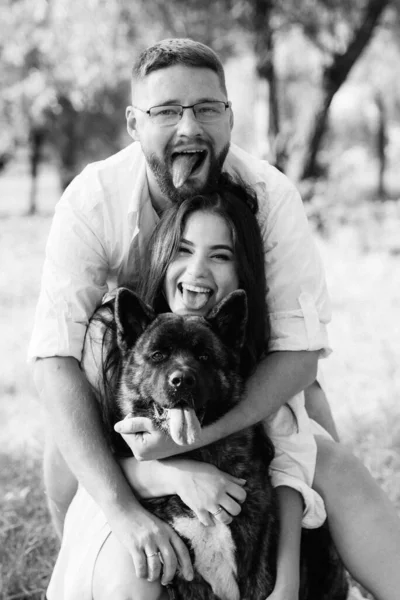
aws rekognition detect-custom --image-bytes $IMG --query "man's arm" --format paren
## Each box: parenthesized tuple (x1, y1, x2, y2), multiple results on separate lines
(34, 356, 194, 584)
(202, 350, 318, 446)
(116, 350, 318, 459)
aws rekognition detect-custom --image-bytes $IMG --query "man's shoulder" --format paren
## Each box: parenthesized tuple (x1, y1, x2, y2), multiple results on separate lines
(78, 142, 143, 186)
(59, 143, 145, 213)
(226, 144, 300, 204)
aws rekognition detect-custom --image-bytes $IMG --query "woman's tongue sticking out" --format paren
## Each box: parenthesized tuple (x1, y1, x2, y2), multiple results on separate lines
(181, 284, 211, 311)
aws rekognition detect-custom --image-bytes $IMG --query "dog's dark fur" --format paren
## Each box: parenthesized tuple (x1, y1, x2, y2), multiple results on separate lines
(85, 287, 348, 600)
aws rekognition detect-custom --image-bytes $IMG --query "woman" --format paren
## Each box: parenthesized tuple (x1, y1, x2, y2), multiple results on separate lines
(48, 175, 323, 599)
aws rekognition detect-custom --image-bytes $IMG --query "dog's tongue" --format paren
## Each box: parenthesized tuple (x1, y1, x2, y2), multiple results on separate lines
(172, 153, 199, 188)
(182, 288, 210, 311)
(168, 407, 201, 445)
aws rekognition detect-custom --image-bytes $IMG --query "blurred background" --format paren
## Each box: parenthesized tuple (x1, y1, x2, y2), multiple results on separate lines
(1, 0, 400, 597)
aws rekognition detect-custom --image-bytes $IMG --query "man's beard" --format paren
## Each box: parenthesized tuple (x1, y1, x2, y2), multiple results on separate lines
(146, 142, 230, 204)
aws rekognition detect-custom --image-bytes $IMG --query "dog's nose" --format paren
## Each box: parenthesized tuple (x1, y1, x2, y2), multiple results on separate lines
(168, 369, 196, 390)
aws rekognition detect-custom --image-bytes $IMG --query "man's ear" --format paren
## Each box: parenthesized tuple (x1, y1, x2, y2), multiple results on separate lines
(115, 287, 155, 355)
(126, 106, 140, 142)
(229, 104, 234, 131)
(206, 290, 247, 351)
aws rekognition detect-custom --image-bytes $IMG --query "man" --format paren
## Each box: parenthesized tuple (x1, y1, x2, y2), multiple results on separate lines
(31, 39, 400, 599)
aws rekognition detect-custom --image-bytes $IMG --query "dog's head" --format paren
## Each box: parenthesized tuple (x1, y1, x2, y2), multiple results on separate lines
(114, 287, 247, 445)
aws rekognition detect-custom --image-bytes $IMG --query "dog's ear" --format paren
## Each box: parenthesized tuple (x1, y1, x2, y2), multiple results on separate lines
(115, 287, 155, 354)
(206, 290, 248, 351)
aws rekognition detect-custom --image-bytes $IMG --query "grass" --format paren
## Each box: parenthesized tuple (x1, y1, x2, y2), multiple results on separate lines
(0, 454, 58, 599)
(0, 159, 399, 599)
(0, 161, 58, 599)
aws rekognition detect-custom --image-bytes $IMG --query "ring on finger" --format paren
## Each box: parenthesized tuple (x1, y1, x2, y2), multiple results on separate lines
(211, 506, 224, 517)
(146, 552, 159, 558)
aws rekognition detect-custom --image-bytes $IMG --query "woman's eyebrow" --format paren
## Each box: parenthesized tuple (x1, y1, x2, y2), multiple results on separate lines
(180, 239, 233, 251)
(180, 238, 193, 246)
(210, 244, 234, 251)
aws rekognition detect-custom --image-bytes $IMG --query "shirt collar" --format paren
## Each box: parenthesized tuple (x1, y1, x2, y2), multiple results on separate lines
(224, 142, 267, 190)
(125, 143, 160, 234)
(126, 141, 267, 226)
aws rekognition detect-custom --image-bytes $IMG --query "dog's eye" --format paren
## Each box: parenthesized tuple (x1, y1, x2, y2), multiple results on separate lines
(198, 353, 209, 362)
(151, 351, 165, 362)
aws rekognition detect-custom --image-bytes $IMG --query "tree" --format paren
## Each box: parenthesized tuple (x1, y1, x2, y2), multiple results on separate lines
(1, 0, 154, 211)
(1, 0, 397, 213)
(204, 0, 395, 179)
(298, 0, 392, 179)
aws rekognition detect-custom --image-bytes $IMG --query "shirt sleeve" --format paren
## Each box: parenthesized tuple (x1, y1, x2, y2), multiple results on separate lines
(257, 175, 332, 356)
(28, 173, 109, 362)
(265, 394, 327, 528)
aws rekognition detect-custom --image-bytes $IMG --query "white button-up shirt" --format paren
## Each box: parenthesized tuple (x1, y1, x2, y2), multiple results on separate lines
(28, 141, 331, 362)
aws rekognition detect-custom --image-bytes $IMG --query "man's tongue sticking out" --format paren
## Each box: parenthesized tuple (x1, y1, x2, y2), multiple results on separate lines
(172, 153, 204, 188)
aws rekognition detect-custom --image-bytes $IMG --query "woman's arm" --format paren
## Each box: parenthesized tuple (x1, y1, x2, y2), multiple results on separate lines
(267, 486, 303, 600)
(119, 456, 247, 527)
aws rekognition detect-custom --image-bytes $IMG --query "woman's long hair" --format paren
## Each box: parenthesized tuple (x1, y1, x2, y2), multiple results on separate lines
(90, 174, 270, 451)
(137, 173, 269, 377)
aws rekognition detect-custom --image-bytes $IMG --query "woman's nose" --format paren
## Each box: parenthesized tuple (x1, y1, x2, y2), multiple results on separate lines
(186, 254, 208, 277)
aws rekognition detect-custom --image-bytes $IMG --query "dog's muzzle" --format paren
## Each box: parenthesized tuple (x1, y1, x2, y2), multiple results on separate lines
(168, 368, 197, 391)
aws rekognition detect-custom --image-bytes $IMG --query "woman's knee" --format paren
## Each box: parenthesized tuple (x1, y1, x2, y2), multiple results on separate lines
(93, 533, 167, 600)
(313, 436, 368, 499)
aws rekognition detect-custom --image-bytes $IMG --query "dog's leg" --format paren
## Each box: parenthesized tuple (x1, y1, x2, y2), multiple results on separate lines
(171, 516, 240, 600)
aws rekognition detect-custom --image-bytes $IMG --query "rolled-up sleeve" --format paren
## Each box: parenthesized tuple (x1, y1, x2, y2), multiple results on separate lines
(28, 175, 109, 362)
(258, 177, 331, 356)
(266, 396, 327, 528)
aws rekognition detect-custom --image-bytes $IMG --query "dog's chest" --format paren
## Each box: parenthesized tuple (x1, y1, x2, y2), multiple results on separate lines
(172, 515, 239, 600)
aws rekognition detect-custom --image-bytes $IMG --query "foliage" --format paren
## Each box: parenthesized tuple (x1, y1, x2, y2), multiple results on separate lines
(1, 1, 149, 188)
(1, 0, 399, 197)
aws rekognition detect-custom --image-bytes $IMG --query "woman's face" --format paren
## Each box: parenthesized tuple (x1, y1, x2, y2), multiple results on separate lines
(164, 210, 239, 316)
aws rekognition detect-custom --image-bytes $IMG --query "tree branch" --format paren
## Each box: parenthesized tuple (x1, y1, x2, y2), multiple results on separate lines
(300, 0, 391, 180)
(324, 0, 390, 92)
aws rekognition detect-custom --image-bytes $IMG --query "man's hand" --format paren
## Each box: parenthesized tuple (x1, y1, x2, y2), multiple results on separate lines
(115, 351, 319, 460)
(114, 416, 194, 460)
(35, 357, 192, 584)
(106, 503, 194, 585)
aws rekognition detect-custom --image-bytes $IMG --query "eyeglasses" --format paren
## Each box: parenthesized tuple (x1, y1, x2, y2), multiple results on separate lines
(133, 101, 231, 127)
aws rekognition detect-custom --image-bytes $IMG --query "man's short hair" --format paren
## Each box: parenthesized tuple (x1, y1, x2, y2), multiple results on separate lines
(132, 38, 227, 96)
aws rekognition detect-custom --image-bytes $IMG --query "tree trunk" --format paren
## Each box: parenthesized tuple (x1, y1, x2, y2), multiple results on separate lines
(56, 95, 80, 190)
(27, 126, 45, 216)
(375, 93, 387, 200)
(253, 0, 287, 170)
(300, 0, 390, 181)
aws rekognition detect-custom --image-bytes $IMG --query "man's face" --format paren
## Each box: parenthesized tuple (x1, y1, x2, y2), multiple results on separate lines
(126, 65, 233, 204)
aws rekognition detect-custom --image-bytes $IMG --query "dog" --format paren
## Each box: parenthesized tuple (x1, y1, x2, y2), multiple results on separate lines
(86, 287, 349, 600)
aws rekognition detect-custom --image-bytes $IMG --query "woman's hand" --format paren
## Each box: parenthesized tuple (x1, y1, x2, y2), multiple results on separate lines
(115, 416, 197, 460)
(115, 419, 247, 527)
(171, 459, 247, 527)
